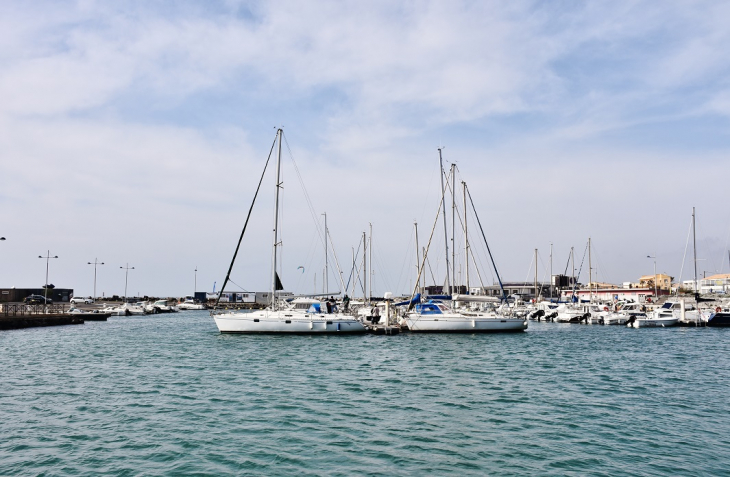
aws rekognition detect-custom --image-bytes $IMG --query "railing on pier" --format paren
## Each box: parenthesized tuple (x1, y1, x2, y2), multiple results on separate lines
(1, 303, 67, 316)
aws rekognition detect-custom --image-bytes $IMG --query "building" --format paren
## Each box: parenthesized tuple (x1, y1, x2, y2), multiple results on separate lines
(698, 273, 730, 294)
(639, 273, 673, 291)
(561, 287, 660, 303)
(0, 287, 74, 303)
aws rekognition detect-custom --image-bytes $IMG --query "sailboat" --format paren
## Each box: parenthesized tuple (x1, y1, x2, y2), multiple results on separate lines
(403, 152, 526, 333)
(212, 129, 366, 334)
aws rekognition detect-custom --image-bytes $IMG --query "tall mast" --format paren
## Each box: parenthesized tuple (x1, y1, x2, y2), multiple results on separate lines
(351, 247, 355, 298)
(451, 163, 456, 294)
(271, 128, 283, 309)
(414, 221, 420, 294)
(322, 212, 328, 294)
(362, 231, 367, 302)
(369, 223, 373, 300)
(571, 246, 575, 299)
(549, 243, 553, 300)
(588, 237, 592, 303)
(534, 248, 538, 303)
(463, 181, 469, 293)
(693, 207, 698, 301)
(438, 148, 451, 295)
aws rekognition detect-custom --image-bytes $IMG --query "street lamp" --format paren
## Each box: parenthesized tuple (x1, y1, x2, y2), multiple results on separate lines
(88, 259, 105, 301)
(194, 266, 198, 294)
(38, 250, 58, 311)
(647, 255, 657, 299)
(120, 263, 135, 302)
(0, 237, 6, 241)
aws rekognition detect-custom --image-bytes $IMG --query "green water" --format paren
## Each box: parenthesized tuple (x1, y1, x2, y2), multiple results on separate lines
(1, 312, 728, 475)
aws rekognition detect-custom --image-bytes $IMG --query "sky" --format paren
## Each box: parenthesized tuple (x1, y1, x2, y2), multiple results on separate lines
(1, 0, 730, 298)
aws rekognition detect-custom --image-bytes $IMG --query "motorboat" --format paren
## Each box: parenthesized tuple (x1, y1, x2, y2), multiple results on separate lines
(627, 301, 682, 328)
(145, 300, 177, 314)
(178, 296, 207, 310)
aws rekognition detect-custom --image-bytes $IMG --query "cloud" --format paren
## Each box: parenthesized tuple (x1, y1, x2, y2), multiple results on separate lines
(1, 1, 730, 296)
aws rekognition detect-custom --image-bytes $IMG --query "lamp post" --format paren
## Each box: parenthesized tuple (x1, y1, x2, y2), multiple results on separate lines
(120, 263, 135, 302)
(38, 250, 58, 311)
(194, 266, 198, 294)
(647, 255, 657, 299)
(88, 259, 104, 301)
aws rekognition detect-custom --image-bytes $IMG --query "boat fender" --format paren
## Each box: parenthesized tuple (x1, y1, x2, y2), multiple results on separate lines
(716, 307, 722, 313)
(337, 322, 341, 331)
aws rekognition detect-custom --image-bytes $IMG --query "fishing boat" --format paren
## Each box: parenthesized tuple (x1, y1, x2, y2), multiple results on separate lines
(212, 129, 365, 334)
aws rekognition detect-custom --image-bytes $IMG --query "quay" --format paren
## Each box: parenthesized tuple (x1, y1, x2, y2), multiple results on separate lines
(0, 303, 109, 330)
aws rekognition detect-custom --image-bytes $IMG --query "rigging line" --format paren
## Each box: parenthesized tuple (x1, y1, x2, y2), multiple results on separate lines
(326, 228, 346, 292)
(523, 253, 534, 284)
(214, 133, 278, 311)
(227, 279, 250, 292)
(466, 184, 507, 301)
(407, 171, 450, 312)
(345, 240, 363, 291)
(677, 215, 693, 289)
(572, 241, 589, 295)
(281, 133, 331, 272)
(467, 237, 487, 292)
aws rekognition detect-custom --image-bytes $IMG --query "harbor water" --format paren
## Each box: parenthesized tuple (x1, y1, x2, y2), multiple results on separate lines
(2, 312, 729, 476)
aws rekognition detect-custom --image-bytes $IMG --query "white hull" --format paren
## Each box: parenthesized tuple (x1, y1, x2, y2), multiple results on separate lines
(213, 310, 366, 333)
(405, 314, 527, 332)
(179, 303, 206, 310)
(629, 317, 679, 328)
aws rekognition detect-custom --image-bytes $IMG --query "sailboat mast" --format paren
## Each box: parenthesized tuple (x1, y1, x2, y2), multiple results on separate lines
(369, 223, 373, 300)
(588, 237, 592, 303)
(438, 148, 451, 295)
(549, 243, 553, 300)
(693, 207, 698, 301)
(271, 128, 283, 310)
(534, 248, 538, 303)
(451, 163, 456, 294)
(323, 212, 328, 294)
(362, 232, 367, 302)
(463, 181, 469, 293)
(414, 221, 420, 294)
(571, 246, 575, 299)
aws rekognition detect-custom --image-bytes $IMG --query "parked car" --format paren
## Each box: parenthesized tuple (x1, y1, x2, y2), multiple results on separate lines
(70, 296, 94, 304)
(24, 295, 52, 305)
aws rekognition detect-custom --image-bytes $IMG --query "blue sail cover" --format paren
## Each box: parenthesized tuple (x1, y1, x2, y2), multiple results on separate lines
(394, 293, 421, 307)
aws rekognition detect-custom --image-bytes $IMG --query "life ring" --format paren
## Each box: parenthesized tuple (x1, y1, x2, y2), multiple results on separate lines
(717, 307, 722, 313)
(603, 306, 609, 312)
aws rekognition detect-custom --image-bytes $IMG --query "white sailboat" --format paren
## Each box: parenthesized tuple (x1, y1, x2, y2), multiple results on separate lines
(403, 154, 526, 333)
(212, 129, 365, 334)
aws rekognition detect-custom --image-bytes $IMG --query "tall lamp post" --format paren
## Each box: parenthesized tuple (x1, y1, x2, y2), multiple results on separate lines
(120, 263, 135, 303)
(39, 250, 58, 311)
(647, 255, 657, 299)
(194, 266, 198, 294)
(88, 259, 104, 301)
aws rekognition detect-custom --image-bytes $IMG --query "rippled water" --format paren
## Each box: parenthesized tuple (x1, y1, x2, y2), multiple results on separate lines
(2, 312, 729, 476)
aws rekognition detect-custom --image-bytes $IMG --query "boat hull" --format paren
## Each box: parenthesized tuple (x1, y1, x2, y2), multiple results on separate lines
(708, 312, 730, 327)
(213, 310, 366, 334)
(629, 317, 679, 328)
(404, 315, 527, 332)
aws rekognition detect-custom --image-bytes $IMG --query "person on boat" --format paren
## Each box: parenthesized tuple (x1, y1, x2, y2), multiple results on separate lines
(342, 295, 350, 312)
(330, 297, 338, 313)
(371, 305, 381, 324)
(325, 300, 332, 313)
